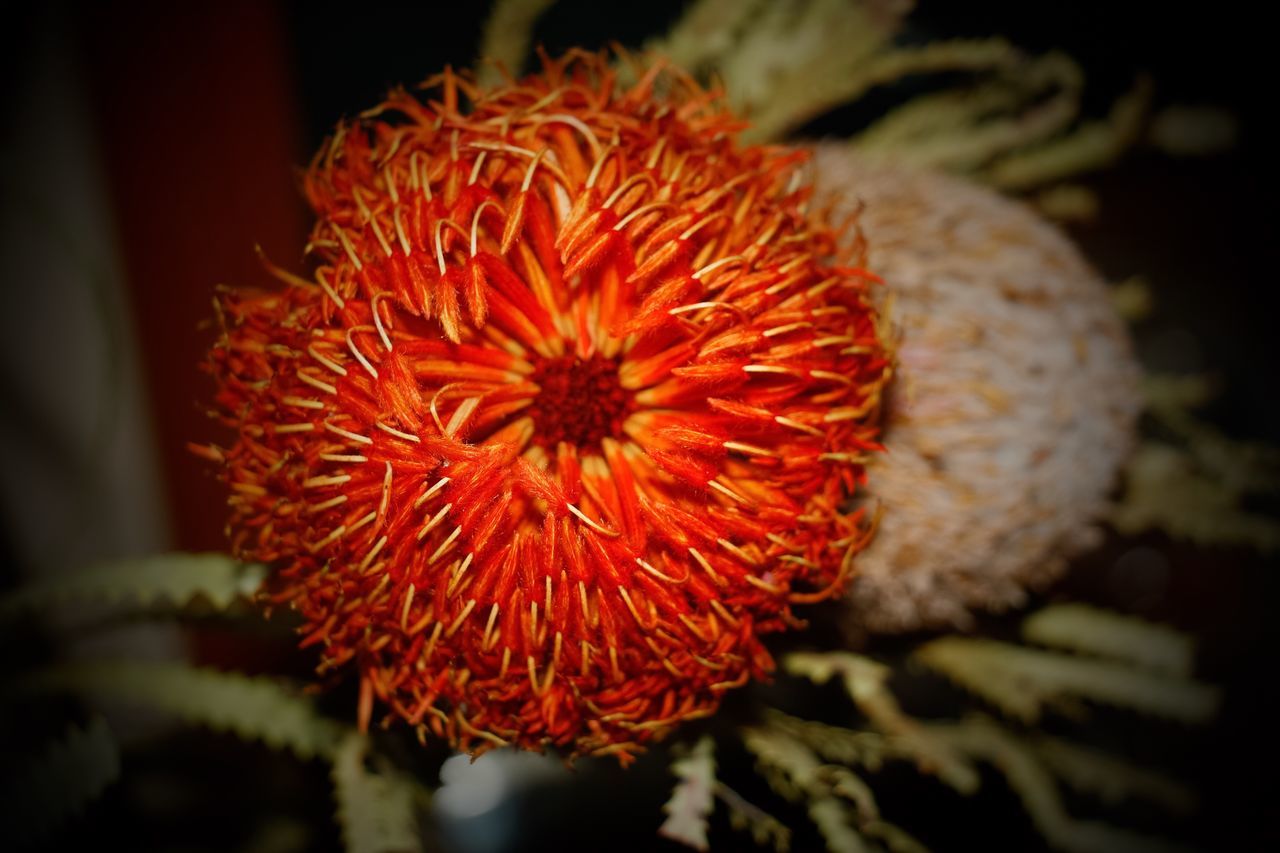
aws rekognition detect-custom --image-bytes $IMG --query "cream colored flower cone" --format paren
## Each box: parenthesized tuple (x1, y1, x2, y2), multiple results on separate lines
(812, 146, 1142, 632)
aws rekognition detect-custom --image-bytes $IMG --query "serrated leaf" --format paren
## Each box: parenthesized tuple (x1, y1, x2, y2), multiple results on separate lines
(932, 717, 1192, 853)
(766, 710, 898, 773)
(25, 661, 344, 759)
(785, 652, 978, 794)
(861, 819, 929, 853)
(1111, 442, 1280, 551)
(715, 781, 791, 853)
(2, 716, 120, 848)
(914, 637, 1220, 724)
(785, 651, 889, 705)
(809, 797, 869, 853)
(0, 552, 266, 619)
(743, 727, 878, 853)
(331, 732, 423, 853)
(1032, 736, 1195, 815)
(1022, 605, 1194, 677)
(647, 0, 773, 73)
(474, 0, 555, 84)
(659, 736, 717, 851)
(743, 726, 825, 804)
(983, 76, 1151, 189)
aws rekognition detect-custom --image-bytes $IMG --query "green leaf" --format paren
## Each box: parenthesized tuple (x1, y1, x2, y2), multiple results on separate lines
(1022, 605, 1195, 677)
(861, 820, 930, 853)
(25, 661, 344, 760)
(0, 553, 266, 619)
(1111, 442, 1280, 552)
(1032, 736, 1196, 815)
(743, 727, 870, 853)
(715, 781, 791, 853)
(764, 710, 899, 773)
(331, 732, 423, 853)
(659, 736, 717, 851)
(743, 725, 827, 804)
(2, 716, 120, 848)
(931, 717, 1192, 853)
(914, 637, 1220, 724)
(785, 652, 978, 794)
(474, 0, 556, 85)
(808, 797, 869, 853)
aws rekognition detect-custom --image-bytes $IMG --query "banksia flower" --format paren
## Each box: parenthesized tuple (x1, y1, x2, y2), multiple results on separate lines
(810, 146, 1141, 633)
(200, 53, 890, 762)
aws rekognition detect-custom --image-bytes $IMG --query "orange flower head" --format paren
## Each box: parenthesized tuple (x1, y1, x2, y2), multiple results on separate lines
(202, 51, 891, 764)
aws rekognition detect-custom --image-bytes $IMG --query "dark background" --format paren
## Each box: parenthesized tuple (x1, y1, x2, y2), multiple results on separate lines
(3, 2, 1277, 851)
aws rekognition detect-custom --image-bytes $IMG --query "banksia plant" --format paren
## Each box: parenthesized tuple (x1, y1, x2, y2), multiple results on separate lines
(809, 146, 1142, 633)
(199, 51, 891, 763)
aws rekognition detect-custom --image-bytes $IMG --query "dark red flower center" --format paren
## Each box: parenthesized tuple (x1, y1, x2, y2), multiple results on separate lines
(527, 354, 632, 448)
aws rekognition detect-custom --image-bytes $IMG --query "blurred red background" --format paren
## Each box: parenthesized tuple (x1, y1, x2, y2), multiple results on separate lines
(80, 2, 310, 552)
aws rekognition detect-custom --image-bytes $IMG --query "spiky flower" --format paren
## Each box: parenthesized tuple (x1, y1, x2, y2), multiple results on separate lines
(200, 52, 890, 762)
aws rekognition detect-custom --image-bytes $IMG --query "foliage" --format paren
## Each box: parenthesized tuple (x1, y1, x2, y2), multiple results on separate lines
(660, 735, 794, 852)
(638, 0, 1159, 200)
(690, 602, 1217, 853)
(981, 78, 1151, 190)
(25, 661, 345, 760)
(475, 0, 1156, 195)
(660, 736, 718, 851)
(714, 780, 791, 853)
(914, 636, 1219, 725)
(785, 652, 977, 793)
(475, 0, 556, 84)
(331, 733, 424, 853)
(929, 717, 1191, 853)
(661, 0, 912, 142)
(1022, 604, 1194, 677)
(0, 553, 265, 620)
(1030, 736, 1195, 815)
(1111, 374, 1280, 551)
(852, 50, 1080, 172)
(742, 725, 926, 853)
(1, 717, 120, 849)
